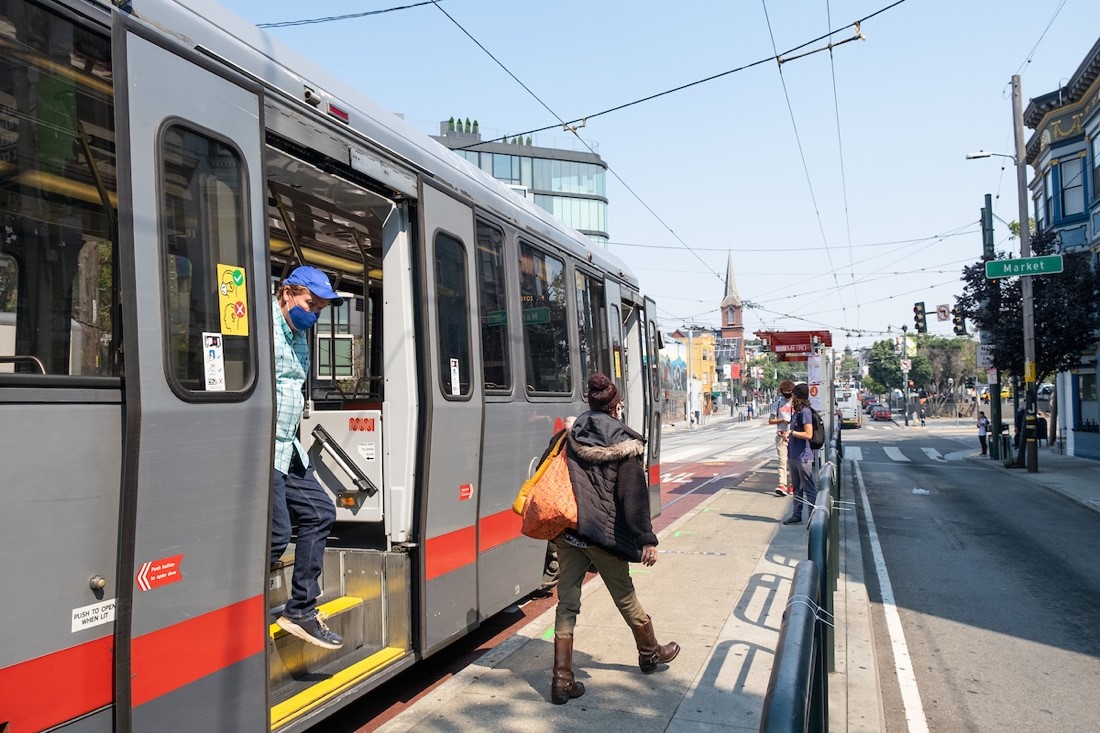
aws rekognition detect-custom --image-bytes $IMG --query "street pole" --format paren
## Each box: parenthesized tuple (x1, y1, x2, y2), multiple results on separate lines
(686, 328, 693, 427)
(901, 325, 909, 426)
(1012, 75, 1038, 472)
(983, 193, 1002, 462)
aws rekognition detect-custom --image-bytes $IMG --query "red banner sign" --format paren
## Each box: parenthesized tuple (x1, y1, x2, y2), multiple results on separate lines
(755, 330, 832, 362)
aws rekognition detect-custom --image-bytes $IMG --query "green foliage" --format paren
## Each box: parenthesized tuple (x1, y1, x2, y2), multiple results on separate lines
(862, 375, 886, 396)
(464, 117, 471, 133)
(955, 227, 1100, 381)
(867, 339, 931, 389)
(448, 116, 455, 131)
(472, 119, 479, 134)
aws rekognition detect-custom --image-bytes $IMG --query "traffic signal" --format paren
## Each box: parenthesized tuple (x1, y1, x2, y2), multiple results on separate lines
(965, 376, 976, 389)
(952, 309, 967, 336)
(913, 301, 927, 333)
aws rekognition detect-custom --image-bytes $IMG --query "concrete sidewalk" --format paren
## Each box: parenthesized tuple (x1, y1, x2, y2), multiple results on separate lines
(377, 447, 882, 733)
(963, 444, 1100, 515)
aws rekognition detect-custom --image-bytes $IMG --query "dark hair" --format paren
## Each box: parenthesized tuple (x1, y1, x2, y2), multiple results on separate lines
(779, 379, 795, 396)
(791, 382, 811, 411)
(586, 373, 620, 413)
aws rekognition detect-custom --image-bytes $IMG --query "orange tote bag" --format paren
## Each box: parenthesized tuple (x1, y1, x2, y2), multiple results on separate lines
(519, 441, 578, 540)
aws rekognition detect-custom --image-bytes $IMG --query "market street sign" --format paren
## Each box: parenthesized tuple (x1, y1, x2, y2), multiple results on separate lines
(985, 255, 1063, 279)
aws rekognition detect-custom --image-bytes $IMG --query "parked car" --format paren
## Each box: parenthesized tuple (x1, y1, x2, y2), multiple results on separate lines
(1037, 383, 1054, 400)
(980, 386, 1013, 402)
(865, 401, 881, 414)
(870, 405, 892, 421)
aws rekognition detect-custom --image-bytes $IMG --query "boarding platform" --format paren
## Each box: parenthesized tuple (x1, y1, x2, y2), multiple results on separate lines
(375, 439, 883, 733)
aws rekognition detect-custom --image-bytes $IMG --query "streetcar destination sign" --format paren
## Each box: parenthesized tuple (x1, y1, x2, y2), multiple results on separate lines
(985, 255, 1063, 279)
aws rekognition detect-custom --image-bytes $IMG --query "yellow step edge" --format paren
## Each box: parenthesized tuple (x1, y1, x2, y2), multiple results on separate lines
(270, 645, 407, 729)
(269, 596, 363, 640)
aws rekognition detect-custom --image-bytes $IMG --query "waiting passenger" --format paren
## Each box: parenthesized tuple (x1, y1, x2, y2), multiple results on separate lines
(549, 373, 679, 705)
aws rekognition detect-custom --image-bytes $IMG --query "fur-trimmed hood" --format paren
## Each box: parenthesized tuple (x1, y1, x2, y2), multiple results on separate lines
(568, 410, 645, 464)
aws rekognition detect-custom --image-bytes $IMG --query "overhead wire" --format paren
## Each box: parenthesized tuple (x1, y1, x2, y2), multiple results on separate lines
(257, 1, 438, 28)
(428, 0, 725, 284)
(825, 0, 861, 331)
(760, 0, 847, 318)
(452, 0, 910, 150)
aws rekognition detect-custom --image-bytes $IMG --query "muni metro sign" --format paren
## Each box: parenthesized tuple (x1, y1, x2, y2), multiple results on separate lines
(985, 255, 1063, 279)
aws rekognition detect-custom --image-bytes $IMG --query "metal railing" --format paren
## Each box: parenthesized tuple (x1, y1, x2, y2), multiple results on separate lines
(760, 420, 843, 733)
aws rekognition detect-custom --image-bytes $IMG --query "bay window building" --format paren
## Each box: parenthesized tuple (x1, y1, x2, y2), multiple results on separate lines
(1024, 37, 1100, 459)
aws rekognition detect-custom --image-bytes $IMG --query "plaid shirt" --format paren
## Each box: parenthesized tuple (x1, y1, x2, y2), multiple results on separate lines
(273, 299, 310, 473)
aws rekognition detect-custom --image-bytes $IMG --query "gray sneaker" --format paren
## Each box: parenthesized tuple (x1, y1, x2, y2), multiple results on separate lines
(277, 613, 344, 650)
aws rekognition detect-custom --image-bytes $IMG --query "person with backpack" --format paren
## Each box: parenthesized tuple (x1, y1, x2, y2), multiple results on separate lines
(782, 382, 818, 525)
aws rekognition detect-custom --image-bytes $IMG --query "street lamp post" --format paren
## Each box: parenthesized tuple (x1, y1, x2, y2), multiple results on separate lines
(964, 74, 1038, 472)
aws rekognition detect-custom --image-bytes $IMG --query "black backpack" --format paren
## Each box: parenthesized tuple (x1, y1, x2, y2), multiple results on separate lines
(796, 408, 826, 450)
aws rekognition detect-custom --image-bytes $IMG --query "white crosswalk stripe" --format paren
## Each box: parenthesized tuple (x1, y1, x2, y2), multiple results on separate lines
(883, 447, 909, 462)
(920, 448, 946, 462)
(845, 446, 864, 462)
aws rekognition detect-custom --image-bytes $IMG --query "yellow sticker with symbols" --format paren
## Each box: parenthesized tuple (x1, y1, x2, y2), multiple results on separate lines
(217, 264, 249, 336)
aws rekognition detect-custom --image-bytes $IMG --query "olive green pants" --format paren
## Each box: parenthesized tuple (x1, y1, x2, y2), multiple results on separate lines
(553, 538, 648, 637)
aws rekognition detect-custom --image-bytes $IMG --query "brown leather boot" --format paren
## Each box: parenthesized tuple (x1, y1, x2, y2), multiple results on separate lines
(631, 616, 680, 674)
(550, 635, 585, 704)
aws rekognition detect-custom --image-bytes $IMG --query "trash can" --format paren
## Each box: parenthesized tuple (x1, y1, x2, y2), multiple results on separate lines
(1000, 432, 1012, 459)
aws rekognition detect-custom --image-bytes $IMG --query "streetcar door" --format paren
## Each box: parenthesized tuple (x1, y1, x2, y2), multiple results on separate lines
(417, 183, 483, 654)
(0, 10, 122, 733)
(114, 19, 272, 732)
(644, 296, 663, 508)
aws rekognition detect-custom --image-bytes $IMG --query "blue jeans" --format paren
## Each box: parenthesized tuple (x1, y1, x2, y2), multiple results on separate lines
(271, 456, 336, 619)
(787, 456, 817, 520)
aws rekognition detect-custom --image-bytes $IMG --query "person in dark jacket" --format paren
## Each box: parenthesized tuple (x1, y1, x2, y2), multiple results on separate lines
(549, 373, 680, 705)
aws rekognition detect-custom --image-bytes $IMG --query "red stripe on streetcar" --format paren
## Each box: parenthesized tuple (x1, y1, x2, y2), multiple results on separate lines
(0, 635, 113, 731)
(649, 463, 661, 486)
(425, 525, 476, 581)
(479, 508, 522, 552)
(131, 595, 265, 707)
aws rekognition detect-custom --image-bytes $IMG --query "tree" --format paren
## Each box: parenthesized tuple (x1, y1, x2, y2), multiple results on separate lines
(955, 228, 1100, 382)
(914, 335, 974, 415)
(867, 339, 931, 390)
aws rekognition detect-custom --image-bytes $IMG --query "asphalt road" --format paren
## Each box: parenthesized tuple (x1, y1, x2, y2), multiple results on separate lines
(849, 424, 1100, 733)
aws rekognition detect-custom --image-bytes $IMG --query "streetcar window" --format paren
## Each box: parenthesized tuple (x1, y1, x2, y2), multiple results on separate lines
(0, 8, 118, 379)
(435, 232, 471, 398)
(575, 272, 608, 380)
(161, 126, 253, 393)
(519, 242, 571, 394)
(476, 221, 511, 392)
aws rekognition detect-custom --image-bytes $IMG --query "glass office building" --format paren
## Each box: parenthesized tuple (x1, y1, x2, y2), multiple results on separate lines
(433, 121, 609, 248)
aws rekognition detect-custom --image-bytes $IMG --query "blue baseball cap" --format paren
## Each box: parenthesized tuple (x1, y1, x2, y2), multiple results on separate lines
(285, 266, 343, 305)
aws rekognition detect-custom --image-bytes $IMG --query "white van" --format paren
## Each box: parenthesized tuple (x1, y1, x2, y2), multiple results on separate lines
(838, 389, 862, 428)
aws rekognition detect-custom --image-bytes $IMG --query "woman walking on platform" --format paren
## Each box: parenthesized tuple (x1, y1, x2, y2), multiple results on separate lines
(549, 373, 680, 705)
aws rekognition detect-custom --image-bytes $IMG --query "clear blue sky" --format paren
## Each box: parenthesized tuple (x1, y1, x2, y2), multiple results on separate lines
(220, 0, 1099, 351)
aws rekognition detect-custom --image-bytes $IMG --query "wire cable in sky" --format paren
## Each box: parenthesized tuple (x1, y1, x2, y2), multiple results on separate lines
(1012, 0, 1069, 78)
(825, 0, 861, 332)
(257, 1, 438, 28)
(608, 224, 978, 252)
(454, 0, 910, 150)
(429, 0, 725, 285)
(761, 0, 847, 317)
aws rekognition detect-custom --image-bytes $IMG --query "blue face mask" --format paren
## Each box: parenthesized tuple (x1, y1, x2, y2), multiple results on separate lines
(288, 305, 319, 331)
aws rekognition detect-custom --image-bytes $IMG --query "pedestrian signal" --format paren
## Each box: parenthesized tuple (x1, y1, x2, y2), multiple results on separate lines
(913, 302, 927, 333)
(951, 309, 967, 336)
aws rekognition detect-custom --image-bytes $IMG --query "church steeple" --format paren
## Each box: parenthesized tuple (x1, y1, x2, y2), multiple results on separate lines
(720, 251, 742, 332)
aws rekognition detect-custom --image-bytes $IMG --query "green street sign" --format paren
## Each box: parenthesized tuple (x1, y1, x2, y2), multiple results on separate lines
(985, 255, 1063, 279)
(522, 307, 550, 325)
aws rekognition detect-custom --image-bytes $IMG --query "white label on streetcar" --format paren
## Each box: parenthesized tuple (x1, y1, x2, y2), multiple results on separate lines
(450, 358, 460, 396)
(71, 598, 116, 633)
(202, 332, 226, 392)
(357, 442, 376, 461)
